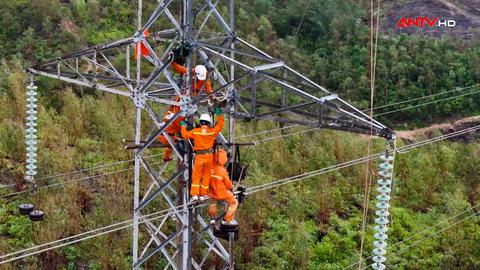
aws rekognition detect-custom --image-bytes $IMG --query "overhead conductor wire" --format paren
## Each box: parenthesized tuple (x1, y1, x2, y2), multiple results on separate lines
(1, 125, 479, 264)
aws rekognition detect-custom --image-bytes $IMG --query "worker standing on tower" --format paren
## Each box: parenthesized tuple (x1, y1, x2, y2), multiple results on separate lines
(207, 149, 238, 227)
(180, 108, 223, 201)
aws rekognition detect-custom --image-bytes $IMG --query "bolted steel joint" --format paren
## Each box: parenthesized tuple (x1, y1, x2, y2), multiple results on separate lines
(131, 91, 146, 108)
(179, 95, 197, 116)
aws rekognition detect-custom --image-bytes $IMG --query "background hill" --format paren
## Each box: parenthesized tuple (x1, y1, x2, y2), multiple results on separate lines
(0, 0, 479, 269)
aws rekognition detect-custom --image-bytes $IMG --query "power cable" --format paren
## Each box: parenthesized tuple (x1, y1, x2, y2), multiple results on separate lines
(246, 125, 480, 194)
(0, 160, 165, 199)
(232, 82, 480, 144)
(236, 125, 298, 139)
(354, 204, 480, 270)
(368, 84, 480, 112)
(0, 153, 164, 190)
(374, 88, 480, 116)
(2, 125, 478, 264)
(251, 127, 319, 143)
(0, 200, 207, 264)
(0, 168, 132, 199)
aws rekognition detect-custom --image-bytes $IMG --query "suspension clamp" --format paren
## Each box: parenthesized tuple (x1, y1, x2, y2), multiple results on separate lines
(236, 186, 246, 204)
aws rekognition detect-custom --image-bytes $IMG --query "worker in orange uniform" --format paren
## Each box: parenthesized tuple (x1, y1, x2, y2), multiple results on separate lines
(171, 61, 211, 96)
(180, 108, 223, 201)
(207, 149, 238, 227)
(156, 112, 184, 162)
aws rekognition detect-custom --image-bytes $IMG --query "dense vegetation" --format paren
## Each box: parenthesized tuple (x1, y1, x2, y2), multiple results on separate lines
(0, 0, 479, 269)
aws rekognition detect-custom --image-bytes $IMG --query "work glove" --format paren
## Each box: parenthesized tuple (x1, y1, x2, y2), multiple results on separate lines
(214, 107, 221, 115)
(180, 121, 186, 126)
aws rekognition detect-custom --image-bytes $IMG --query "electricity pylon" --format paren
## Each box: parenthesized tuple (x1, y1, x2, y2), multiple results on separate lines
(27, 0, 395, 269)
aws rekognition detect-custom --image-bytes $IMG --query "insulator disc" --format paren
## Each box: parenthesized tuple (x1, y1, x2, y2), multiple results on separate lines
(374, 241, 388, 248)
(377, 187, 391, 193)
(376, 194, 391, 201)
(375, 210, 390, 217)
(373, 248, 387, 255)
(379, 171, 392, 178)
(374, 225, 388, 233)
(29, 210, 45, 222)
(18, 203, 34, 215)
(379, 162, 393, 170)
(374, 233, 388, 240)
(375, 217, 390, 225)
(379, 154, 394, 162)
(372, 256, 387, 263)
(372, 263, 386, 270)
(375, 202, 390, 209)
(377, 179, 391, 185)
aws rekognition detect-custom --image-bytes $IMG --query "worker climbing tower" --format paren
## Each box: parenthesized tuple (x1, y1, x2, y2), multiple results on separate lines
(26, 0, 396, 269)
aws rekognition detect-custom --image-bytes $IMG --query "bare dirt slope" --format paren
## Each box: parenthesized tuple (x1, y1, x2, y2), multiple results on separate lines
(395, 115, 480, 142)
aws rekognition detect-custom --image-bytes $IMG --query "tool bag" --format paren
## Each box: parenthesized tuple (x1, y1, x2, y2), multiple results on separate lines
(227, 145, 247, 182)
(172, 43, 192, 65)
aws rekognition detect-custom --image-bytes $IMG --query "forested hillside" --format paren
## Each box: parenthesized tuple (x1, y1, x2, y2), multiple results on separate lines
(0, 0, 479, 269)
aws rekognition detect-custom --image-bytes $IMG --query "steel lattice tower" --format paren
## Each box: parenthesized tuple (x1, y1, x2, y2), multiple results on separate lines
(27, 0, 395, 269)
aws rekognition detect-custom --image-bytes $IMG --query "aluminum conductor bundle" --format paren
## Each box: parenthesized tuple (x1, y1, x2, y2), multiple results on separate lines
(25, 83, 38, 181)
(372, 150, 395, 270)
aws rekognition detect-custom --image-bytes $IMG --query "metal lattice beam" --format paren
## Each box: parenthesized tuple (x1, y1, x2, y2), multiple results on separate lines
(27, 0, 395, 269)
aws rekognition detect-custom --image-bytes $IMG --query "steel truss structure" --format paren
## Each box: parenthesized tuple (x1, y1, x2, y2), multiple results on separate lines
(27, 0, 395, 269)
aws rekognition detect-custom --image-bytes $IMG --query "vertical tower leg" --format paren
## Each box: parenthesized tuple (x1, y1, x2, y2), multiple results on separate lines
(132, 108, 142, 269)
(132, 1, 142, 268)
(228, 0, 235, 149)
(228, 232, 235, 270)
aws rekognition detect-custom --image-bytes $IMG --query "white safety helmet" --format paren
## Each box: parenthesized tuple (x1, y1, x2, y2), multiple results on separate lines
(164, 112, 174, 120)
(194, 65, 207, 80)
(199, 113, 212, 124)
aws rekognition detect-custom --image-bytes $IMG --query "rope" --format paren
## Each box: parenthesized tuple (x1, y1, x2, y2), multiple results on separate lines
(0, 200, 207, 264)
(294, 0, 312, 37)
(358, 0, 381, 265)
(343, 202, 480, 270)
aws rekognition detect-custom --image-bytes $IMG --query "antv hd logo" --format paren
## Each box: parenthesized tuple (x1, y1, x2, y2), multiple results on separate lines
(396, 17, 456, 29)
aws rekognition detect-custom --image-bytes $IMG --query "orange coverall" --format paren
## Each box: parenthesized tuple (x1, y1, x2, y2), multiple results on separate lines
(207, 150, 238, 222)
(171, 61, 211, 96)
(156, 111, 184, 161)
(181, 115, 224, 196)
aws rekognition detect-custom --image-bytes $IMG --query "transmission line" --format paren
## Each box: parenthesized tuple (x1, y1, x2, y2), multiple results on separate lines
(368, 83, 480, 112)
(246, 125, 480, 194)
(0, 155, 165, 198)
(242, 90, 480, 145)
(0, 201, 207, 264)
(375, 88, 480, 116)
(1, 125, 478, 264)
(0, 168, 132, 199)
(343, 202, 480, 270)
